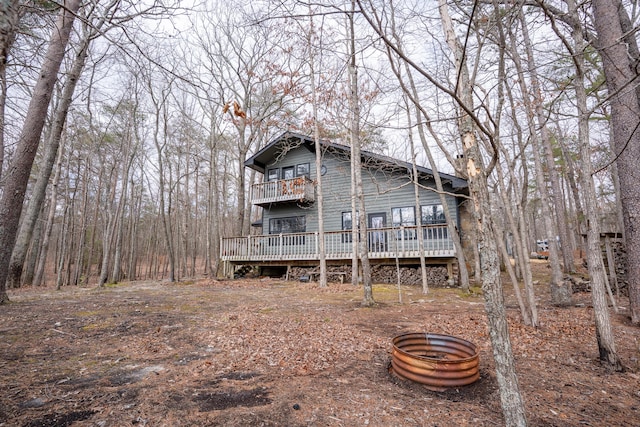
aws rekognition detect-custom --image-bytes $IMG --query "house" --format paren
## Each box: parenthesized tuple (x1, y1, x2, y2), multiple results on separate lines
(220, 131, 470, 284)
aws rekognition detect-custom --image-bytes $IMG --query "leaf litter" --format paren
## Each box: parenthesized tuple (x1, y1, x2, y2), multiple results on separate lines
(0, 265, 639, 426)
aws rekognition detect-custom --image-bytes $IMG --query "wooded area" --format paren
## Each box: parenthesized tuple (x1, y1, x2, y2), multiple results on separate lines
(1, 1, 639, 425)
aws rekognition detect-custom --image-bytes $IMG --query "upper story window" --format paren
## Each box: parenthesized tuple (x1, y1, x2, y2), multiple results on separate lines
(266, 163, 311, 182)
(282, 166, 295, 179)
(267, 168, 279, 181)
(296, 163, 310, 178)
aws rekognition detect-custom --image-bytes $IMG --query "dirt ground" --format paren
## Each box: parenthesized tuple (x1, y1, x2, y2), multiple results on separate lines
(1, 263, 639, 426)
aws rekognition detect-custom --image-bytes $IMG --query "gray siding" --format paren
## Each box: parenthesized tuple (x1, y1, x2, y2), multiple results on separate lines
(259, 145, 461, 234)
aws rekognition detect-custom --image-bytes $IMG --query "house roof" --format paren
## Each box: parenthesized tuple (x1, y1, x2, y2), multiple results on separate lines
(244, 131, 468, 191)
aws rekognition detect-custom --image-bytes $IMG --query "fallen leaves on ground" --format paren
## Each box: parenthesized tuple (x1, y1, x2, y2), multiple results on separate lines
(0, 271, 639, 426)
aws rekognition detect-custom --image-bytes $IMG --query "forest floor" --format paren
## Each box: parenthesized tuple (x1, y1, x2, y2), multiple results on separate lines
(1, 261, 639, 426)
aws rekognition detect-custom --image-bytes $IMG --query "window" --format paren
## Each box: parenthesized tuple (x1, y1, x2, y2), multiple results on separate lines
(342, 211, 359, 243)
(392, 207, 416, 239)
(421, 204, 447, 239)
(296, 163, 310, 178)
(269, 216, 306, 233)
(270, 164, 310, 181)
(282, 166, 295, 179)
(421, 204, 445, 224)
(392, 207, 416, 227)
(269, 216, 306, 245)
(267, 168, 279, 181)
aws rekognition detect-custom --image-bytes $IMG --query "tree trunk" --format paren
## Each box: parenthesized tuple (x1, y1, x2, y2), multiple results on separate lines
(382, 11, 471, 293)
(0, 0, 20, 181)
(205, 153, 213, 277)
(518, 10, 574, 275)
(73, 157, 90, 286)
(0, 0, 80, 303)
(494, 147, 538, 325)
(308, 9, 328, 288)
(56, 204, 70, 290)
(507, 17, 571, 306)
(566, 0, 623, 370)
(127, 183, 142, 281)
(235, 144, 247, 237)
(98, 171, 118, 287)
(405, 101, 429, 294)
(64, 157, 78, 287)
(592, 0, 640, 324)
(85, 164, 104, 284)
(22, 203, 44, 286)
(405, 76, 470, 293)
(7, 33, 91, 289)
(438, 1, 528, 423)
(495, 220, 531, 326)
(556, 129, 585, 253)
(349, 0, 374, 307)
(157, 103, 176, 283)
(206, 117, 221, 277)
(111, 176, 129, 284)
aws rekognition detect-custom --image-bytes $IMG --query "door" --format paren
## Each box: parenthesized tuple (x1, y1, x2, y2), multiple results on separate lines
(368, 212, 387, 253)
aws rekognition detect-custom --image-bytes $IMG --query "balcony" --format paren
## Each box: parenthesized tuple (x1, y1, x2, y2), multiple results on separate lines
(220, 224, 455, 262)
(250, 177, 315, 206)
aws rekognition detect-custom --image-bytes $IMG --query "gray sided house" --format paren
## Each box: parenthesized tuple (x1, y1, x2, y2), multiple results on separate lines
(220, 132, 470, 283)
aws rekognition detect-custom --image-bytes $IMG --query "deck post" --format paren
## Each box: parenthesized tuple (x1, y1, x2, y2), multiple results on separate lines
(279, 233, 283, 259)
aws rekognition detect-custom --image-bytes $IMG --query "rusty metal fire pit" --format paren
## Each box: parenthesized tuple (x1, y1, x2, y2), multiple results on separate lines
(391, 333, 479, 391)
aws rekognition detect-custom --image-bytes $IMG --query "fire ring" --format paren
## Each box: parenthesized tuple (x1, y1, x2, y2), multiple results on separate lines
(391, 332, 479, 391)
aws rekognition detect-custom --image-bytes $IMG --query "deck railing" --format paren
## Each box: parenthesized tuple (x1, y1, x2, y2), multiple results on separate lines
(251, 177, 315, 205)
(220, 224, 455, 262)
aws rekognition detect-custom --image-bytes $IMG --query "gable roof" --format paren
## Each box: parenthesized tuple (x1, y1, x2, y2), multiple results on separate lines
(245, 131, 468, 191)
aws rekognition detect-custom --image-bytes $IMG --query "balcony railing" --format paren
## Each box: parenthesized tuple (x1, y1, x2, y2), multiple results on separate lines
(220, 224, 455, 262)
(250, 177, 315, 206)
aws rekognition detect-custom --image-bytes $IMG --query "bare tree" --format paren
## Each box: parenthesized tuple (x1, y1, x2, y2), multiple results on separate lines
(202, 114, 225, 278)
(437, 1, 527, 422)
(505, 12, 571, 306)
(7, 2, 105, 288)
(33, 140, 65, 287)
(357, 1, 527, 423)
(547, 0, 622, 369)
(394, 49, 471, 294)
(403, 95, 429, 294)
(307, 8, 328, 288)
(348, 1, 374, 307)
(517, 8, 575, 275)
(194, 3, 305, 238)
(0, 0, 81, 303)
(149, 79, 176, 283)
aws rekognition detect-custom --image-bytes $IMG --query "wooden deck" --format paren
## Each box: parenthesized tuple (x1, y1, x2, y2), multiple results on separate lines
(220, 224, 455, 263)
